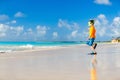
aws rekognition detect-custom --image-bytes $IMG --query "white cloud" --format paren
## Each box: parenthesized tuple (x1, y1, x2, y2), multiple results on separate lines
(94, 0, 111, 5)
(0, 23, 24, 37)
(0, 33, 6, 37)
(6, 20, 17, 24)
(111, 28, 120, 37)
(94, 14, 120, 39)
(27, 28, 33, 34)
(53, 32, 58, 38)
(58, 19, 80, 30)
(11, 20, 17, 24)
(71, 30, 78, 38)
(112, 17, 120, 27)
(14, 12, 25, 18)
(97, 14, 108, 25)
(0, 14, 9, 21)
(58, 19, 71, 29)
(36, 25, 48, 36)
(0, 24, 9, 37)
(110, 17, 120, 37)
(22, 28, 34, 40)
(95, 14, 108, 37)
(95, 20, 107, 37)
(67, 30, 83, 41)
(58, 19, 81, 40)
(0, 24, 9, 32)
(10, 26, 24, 36)
(0, 23, 50, 41)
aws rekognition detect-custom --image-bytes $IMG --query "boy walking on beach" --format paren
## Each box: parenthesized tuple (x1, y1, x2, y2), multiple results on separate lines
(87, 20, 97, 55)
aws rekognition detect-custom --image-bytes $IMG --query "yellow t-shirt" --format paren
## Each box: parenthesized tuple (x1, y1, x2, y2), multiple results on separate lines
(89, 25, 96, 38)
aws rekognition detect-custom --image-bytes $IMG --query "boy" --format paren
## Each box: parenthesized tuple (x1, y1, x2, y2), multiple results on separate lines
(87, 20, 97, 55)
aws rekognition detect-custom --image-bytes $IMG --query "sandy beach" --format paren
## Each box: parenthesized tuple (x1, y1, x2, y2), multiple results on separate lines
(0, 43, 120, 80)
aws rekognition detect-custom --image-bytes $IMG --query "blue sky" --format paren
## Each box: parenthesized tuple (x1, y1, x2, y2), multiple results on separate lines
(0, 0, 120, 41)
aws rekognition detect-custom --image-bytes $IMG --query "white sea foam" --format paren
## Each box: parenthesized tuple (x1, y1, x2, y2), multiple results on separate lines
(0, 50, 12, 53)
(0, 44, 34, 53)
(0, 41, 81, 53)
(19, 44, 34, 49)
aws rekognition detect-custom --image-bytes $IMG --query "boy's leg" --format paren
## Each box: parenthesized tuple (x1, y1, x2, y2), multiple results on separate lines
(90, 38, 97, 54)
(93, 43, 97, 49)
(86, 39, 90, 46)
(87, 38, 97, 55)
(91, 46, 96, 54)
(88, 46, 97, 55)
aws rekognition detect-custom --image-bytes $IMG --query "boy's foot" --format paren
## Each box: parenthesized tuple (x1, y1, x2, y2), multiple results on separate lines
(93, 43, 97, 49)
(88, 52, 97, 55)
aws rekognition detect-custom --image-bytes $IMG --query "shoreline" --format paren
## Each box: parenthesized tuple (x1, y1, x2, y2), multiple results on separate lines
(0, 42, 120, 54)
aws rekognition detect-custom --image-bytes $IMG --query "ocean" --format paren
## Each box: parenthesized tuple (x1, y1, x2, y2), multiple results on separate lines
(0, 41, 81, 53)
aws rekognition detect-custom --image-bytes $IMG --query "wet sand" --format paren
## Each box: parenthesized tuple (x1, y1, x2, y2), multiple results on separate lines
(0, 43, 120, 80)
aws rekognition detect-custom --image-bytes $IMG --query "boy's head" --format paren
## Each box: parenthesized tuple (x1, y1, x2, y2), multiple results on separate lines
(88, 19, 94, 26)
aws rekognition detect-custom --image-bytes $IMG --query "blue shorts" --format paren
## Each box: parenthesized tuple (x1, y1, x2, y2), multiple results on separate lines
(86, 38, 95, 46)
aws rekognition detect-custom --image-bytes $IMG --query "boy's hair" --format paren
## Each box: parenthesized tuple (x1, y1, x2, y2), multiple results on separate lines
(89, 20, 94, 25)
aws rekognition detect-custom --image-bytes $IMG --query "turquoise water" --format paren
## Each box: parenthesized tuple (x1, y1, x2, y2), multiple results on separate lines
(0, 41, 81, 46)
(0, 41, 81, 52)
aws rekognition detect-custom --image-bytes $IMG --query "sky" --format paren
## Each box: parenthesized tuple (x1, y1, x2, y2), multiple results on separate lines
(0, 0, 120, 41)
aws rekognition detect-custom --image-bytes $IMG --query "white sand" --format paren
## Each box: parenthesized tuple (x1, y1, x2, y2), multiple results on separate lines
(0, 43, 120, 80)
